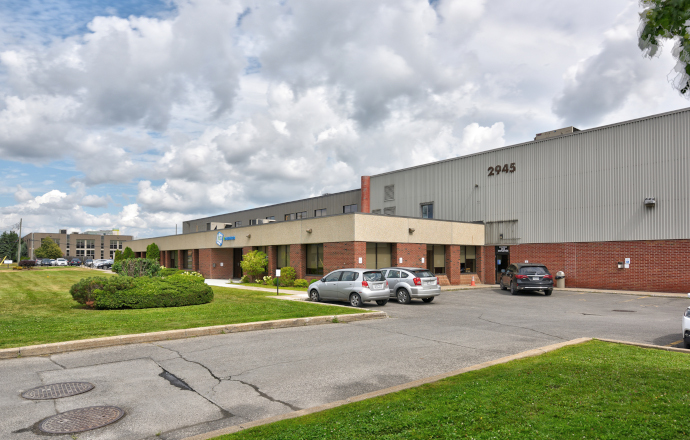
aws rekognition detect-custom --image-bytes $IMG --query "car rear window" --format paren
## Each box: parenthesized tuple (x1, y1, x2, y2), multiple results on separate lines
(413, 270, 434, 278)
(363, 271, 385, 282)
(519, 266, 549, 275)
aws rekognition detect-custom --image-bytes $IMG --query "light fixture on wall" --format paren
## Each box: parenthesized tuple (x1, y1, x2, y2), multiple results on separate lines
(246, 234, 251, 238)
(475, 184, 479, 188)
(644, 197, 656, 207)
(306, 229, 312, 233)
(499, 233, 504, 239)
(408, 228, 415, 234)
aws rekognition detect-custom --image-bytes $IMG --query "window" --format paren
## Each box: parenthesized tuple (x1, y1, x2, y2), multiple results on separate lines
(323, 271, 342, 282)
(86, 249, 95, 258)
(76, 239, 84, 249)
(371, 209, 382, 214)
(366, 243, 392, 269)
(343, 204, 357, 214)
(387, 269, 400, 278)
(426, 245, 446, 274)
(277, 245, 290, 269)
(421, 203, 434, 219)
(110, 240, 123, 250)
(100, 250, 104, 258)
(266, 216, 275, 220)
(206, 223, 211, 231)
(341, 271, 359, 281)
(461, 246, 477, 273)
(235, 221, 242, 227)
(519, 266, 549, 275)
(384, 185, 394, 201)
(76, 250, 85, 257)
(306, 244, 324, 275)
(249, 219, 258, 225)
(314, 208, 326, 217)
(383, 207, 396, 216)
(187, 251, 193, 270)
(285, 213, 296, 221)
(296, 211, 307, 219)
(86, 239, 95, 249)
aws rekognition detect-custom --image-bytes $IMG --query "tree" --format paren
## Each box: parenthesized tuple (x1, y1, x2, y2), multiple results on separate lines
(34, 237, 63, 259)
(146, 242, 160, 263)
(639, 0, 690, 95)
(114, 250, 124, 262)
(122, 247, 135, 259)
(240, 250, 268, 280)
(0, 231, 19, 260)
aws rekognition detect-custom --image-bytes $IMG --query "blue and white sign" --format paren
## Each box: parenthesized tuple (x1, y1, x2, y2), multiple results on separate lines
(216, 232, 224, 246)
(224, 236, 235, 241)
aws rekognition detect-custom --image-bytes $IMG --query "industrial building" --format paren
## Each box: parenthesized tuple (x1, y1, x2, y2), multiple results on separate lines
(22, 229, 133, 260)
(128, 107, 690, 293)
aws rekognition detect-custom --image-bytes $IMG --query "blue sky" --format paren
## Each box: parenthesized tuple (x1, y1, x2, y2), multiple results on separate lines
(0, 0, 687, 238)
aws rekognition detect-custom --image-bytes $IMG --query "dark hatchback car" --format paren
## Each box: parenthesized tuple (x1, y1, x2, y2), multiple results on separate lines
(69, 258, 82, 266)
(499, 263, 554, 296)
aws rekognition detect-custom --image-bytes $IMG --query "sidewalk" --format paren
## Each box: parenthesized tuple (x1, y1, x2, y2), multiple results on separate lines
(205, 279, 310, 301)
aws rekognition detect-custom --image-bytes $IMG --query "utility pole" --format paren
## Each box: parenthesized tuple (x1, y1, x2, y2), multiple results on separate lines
(17, 218, 22, 262)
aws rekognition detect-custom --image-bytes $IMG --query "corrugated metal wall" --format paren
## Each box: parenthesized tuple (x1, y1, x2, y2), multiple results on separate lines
(370, 108, 690, 244)
(183, 190, 361, 234)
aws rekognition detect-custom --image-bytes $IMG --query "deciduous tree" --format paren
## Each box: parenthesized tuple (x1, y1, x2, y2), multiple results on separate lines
(240, 250, 268, 279)
(34, 237, 63, 259)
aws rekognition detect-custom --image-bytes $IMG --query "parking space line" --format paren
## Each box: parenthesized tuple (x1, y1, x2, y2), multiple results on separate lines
(664, 339, 684, 347)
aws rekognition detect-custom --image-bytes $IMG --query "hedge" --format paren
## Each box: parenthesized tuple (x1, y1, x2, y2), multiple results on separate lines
(114, 258, 161, 278)
(160, 267, 181, 277)
(293, 279, 309, 288)
(279, 266, 296, 286)
(70, 276, 134, 305)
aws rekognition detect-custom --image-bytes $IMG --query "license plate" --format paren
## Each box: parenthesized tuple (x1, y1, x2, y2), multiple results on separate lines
(423, 280, 436, 286)
(372, 283, 383, 290)
(532, 277, 539, 281)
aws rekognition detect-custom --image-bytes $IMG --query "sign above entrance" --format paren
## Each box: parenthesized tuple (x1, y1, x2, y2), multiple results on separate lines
(497, 246, 509, 253)
(224, 236, 235, 241)
(216, 232, 224, 246)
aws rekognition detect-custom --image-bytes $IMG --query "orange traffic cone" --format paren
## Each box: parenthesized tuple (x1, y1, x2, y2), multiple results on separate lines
(470, 276, 475, 286)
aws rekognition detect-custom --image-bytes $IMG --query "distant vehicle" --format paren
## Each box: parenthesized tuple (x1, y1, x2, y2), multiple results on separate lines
(49, 259, 57, 266)
(90, 259, 105, 268)
(308, 269, 390, 307)
(380, 267, 441, 304)
(85, 259, 94, 267)
(95, 259, 113, 269)
(69, 258, 82, 266)
(499, 263, 554, 296)
(40, 258, 52, 267)
(683, 294, 690, 349)
(55, 258, 68, 266)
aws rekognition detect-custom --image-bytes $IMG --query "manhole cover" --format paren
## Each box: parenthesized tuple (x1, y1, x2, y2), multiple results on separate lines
(21, 382, 94, 400)
(612, 310, 636, 313)
(38, 406, 125, 434)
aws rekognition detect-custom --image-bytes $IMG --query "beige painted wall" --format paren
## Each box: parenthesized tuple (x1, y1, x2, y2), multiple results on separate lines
(128, 214, 485, 252)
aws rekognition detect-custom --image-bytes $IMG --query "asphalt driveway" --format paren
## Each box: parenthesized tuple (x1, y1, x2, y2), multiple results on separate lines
(1, 287, 688, 440)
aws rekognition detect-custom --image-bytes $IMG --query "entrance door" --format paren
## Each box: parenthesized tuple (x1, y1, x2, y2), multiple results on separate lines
(233, 248, 243, 278)
(495, 246, 510, 283)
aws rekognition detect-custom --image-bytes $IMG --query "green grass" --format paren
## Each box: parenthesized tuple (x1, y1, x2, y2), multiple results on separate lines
(0, 269, 366, 349)
(216, 340, 690, 440)
(236, 282, 308, 292)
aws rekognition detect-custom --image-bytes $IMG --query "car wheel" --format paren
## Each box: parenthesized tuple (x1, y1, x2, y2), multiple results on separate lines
(422, 297, 434, 303)
(684, 340, 690, 349)
(510, 281, 518, 295)
(544, 289, 553, 296)
(349, 293, 363, 307)
(375, 299, 388, 306)
(396, 288, 411, 304)
(309, 289, 320, 302)
(500, 279, 507, 290)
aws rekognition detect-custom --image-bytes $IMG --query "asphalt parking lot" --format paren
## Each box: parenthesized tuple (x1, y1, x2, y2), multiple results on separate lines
(1, 287, 688, 440)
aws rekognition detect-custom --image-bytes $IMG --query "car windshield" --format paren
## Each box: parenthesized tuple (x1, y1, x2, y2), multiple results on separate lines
(413, 270, 434, 278)
(363, 271, 385, 282)
(519, 266, 549, 275)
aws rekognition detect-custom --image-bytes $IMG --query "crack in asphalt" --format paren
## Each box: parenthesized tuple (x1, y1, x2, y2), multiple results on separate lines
(228, 378, 302, 411)
(477, 314, 566, 341)
(47, 357, 66, 369)
(155, 363, 234, 418)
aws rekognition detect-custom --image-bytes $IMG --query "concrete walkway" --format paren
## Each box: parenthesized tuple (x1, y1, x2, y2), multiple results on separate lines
(205, 279, 309, 300)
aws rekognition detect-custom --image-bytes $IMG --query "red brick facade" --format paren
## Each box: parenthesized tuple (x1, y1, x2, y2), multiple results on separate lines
(323, 241, 367, 274)
(289, 244, 307, 279)
(198, 248, 233, 279)
(266, 245, 277, 278)
(360, 176, 370, 213)
(391, 243, 426, 267)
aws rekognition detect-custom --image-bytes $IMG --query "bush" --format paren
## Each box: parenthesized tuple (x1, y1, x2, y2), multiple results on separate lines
(122, 247, 135, 259)
(111, 260, 122, 274)
(260, 275, 273, 285)
(146, 243, 160, 263)
(70, 276, 135, 306)
(309, 279, 319, 285)
(240, 275, 249, 283)
(18, 260, 36, 269)
(116, 258, 161, 278)
(179, 270, 204, 280)
(279, 266, 296, 286)
(113, 250, 124, 262)
(160, 267, 181, 277)
(293, 279, 308, 288)
(93, 275, 213, 309)
(240, 250, 268, 279)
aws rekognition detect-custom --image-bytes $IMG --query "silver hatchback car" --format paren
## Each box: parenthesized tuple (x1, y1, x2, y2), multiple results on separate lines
(309, 269, 390, 307)
(380, 267, 441, 304)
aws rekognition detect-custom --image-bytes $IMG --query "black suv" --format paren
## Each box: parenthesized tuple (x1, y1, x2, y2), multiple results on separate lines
(499, 263, 553, 296)
(69, 258, 82, 266)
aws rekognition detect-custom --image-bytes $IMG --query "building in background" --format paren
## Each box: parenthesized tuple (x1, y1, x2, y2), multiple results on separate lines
(128, 107, 690, 293)
(22, 229, 133, 260)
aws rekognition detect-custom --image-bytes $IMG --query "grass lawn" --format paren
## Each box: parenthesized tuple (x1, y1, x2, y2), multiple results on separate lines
(0, 269, 367, 349)
(216, 340, 690, 440)
(236, 282, 308, 292)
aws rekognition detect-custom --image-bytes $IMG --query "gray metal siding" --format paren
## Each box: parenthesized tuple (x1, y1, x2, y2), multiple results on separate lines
(183, 190, 361, 234)
(371, 108, 690, 244)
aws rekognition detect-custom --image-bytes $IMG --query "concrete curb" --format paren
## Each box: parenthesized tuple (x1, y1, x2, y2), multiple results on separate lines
(181, 337, 593, 440)
(0, 311, 387, 360)
(555, 288, 688, 298)
(596, 338, 690, 353)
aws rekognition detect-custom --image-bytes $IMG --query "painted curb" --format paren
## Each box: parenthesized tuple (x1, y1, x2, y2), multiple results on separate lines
(181, 337, 593, 440)
(0, 311, 387, 360)
(596, 338, 690, 354)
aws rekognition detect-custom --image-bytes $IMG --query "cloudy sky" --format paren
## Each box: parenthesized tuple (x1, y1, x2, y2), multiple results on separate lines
(0, 0, 687, 238)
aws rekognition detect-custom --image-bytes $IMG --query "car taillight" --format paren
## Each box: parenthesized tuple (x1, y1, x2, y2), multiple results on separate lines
(543, 275, 553, 280)
(413, 277, 422, 286)
(436, 277, 439, 284)
(362, 280, 369, 288)
(385, 280, 389, 287)
(515, 274, 528, 279)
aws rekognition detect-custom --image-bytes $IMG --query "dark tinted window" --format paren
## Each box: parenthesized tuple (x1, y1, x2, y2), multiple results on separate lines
(400, 271, 409, 278)
(387, 270, 400, 278)
(413, 270, 434, 278)
(341, 271, 359, 281)
(363, 271, 385, 282)
(519, 266, 549, 275)
(324, 272, 342, 282)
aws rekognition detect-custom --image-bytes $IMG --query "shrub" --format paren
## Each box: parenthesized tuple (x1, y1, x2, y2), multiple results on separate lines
(18, 260, 36, 269)
(146, 243, 160, 262)
(240, 250, 268, 279)
(179, 270, 204, 280)
(122, 247, 135, 259)
(309, 279, 319, 285)
(293, 279, 308, 288)
(113, 250, 124, 262)
(111, 260, 122, 274)
(239, 275, 249, 283)
(70, 276, 134, 306)
(260, 275, 273, 285)
(279, 266, 296, 286)
(116, 258, 161, 278)
(160, 267, 181, 277)
(93, 275, 213, 309)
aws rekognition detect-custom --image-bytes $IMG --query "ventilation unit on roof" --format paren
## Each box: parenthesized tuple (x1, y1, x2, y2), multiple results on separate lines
(534, 126, 580, 141)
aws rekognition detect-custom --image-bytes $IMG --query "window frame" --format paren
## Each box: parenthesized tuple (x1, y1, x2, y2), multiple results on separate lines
(421, 202, 434, 219)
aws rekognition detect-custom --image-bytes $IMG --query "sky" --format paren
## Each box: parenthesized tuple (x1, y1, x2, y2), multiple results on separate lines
(0, 0, 687, 239)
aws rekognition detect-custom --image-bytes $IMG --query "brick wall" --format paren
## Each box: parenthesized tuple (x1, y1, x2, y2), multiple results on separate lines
(391, 243, 426, 267)
(198, 248, 234, 279)
(323, 241, 367, 274)
(290, 244, 306, 279)
(193, 249, 199, 272)
(266, 245, 277, 278)
(478, 246, 494, 285)
(445, 245, 462, 285)
(505, 239, 690, 293)
(360, 176, 370, 213)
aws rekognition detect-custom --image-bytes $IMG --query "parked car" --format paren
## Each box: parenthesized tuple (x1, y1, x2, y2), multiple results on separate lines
(55, 258, 68, 266)
(90, 259, 105, 268)
(40, 258, 52, 267)
(499, 263, 553, 295)
(49, 259, 56, 266)
(308, 269, 390, 307)
(95, 259, 114, 269)
(69, 258, 82, 266)
(683, 293, 690, 348)
(380, 267, 441, 304)
(85, 259, 94, 267)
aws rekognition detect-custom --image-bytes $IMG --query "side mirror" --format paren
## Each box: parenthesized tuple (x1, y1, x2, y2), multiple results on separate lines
(321, 278, 325, 282)
(501, 269, 506, 273)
